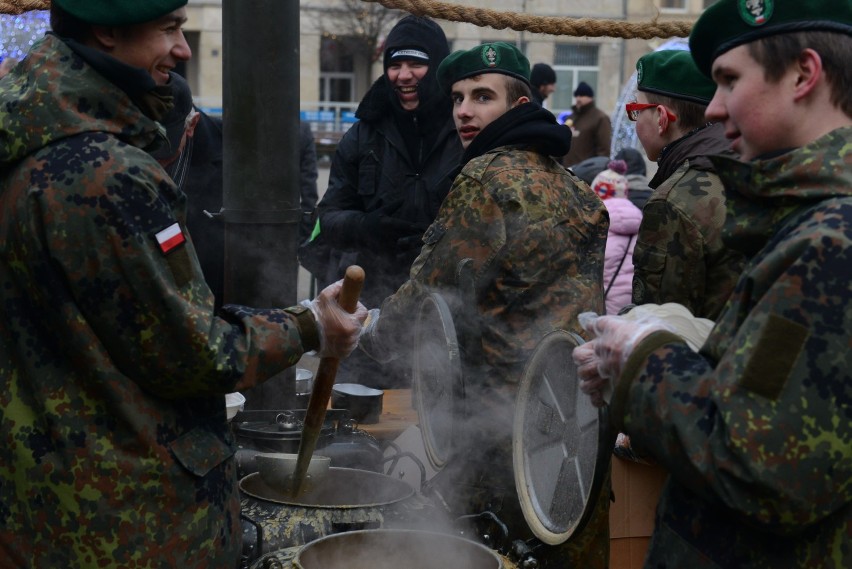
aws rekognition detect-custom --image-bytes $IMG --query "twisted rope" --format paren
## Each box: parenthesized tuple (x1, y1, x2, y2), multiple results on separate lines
(0, 0, 48, 15)
(364, 0, 691, 39)
(0, 0, 693, 39)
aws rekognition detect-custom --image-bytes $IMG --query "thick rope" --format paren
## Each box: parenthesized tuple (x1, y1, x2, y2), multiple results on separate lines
(0, 0, 47, 15)
(0, 0, 692, 39)
(363, 0, 691, 39)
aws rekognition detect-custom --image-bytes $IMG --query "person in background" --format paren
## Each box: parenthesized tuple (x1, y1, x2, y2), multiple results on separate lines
(561, 81, 612, 167)
(569, 154, 610, 186)
(152, 72, 229, 311)
(590, 160, 641, 315)
(0, 2, 365, 567)
(629, 49, 746, 320)
(614, 146, 652, 209)
(574, 0, 851, 566)
(299, 120, 319, 244)
(529, 61, 556, 107)
(0, 56, 19, 78)
(313, 15, 463, 387)
(361, 42, 610, 569)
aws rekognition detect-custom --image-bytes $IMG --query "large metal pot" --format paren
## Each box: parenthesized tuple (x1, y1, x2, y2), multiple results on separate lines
(240, 468, 439, 557)
(249, 529, 515, 569)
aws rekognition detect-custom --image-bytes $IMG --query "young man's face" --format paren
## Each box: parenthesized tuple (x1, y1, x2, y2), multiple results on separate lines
(706, 44, 792, 160)
(633, 92, 666, 162)
(107, 9, 191, 86)
(451, 73, 519, 149)
(386, 60, 429, 111)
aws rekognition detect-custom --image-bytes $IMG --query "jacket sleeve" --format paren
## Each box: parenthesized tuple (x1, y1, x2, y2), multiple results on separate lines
(613, 210, 852, 536)
(316, 123, 368, 249)
(43, 148, 309, 399)
(299, 121, 318, 211)
(632, 194, 706, 314)
(595, 113, 612, 158)
(371, 172, 506, 358)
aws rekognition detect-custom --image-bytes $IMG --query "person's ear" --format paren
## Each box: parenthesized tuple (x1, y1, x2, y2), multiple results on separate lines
(792, 48, 822, 103)
(512, 96, 530, 108)
(657, 105, 672, 135)
(186, 112, 201, 138)
(90, 25, 119, 49)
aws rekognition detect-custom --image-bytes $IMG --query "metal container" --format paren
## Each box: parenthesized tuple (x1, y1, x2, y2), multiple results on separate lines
(240, 468, 439, 556)
(249, 529, 517, 569)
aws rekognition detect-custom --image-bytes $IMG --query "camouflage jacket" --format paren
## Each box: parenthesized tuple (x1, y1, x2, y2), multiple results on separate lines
(375, 146, 607, 388)
(612, 127, 852, 568)
(371, 143, 610, 568)
(632, 122, 746, 320)
(0, 35, 311, 568)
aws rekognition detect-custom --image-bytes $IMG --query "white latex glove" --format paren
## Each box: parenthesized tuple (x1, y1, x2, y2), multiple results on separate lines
(573, 312, 672, 407)
(304, 279, 368, 359)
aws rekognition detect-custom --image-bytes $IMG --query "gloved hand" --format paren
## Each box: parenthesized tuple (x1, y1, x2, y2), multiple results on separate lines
(304, 279, 368, 359)
(360, 200, 426, 249)
(572, 312, 672, 407)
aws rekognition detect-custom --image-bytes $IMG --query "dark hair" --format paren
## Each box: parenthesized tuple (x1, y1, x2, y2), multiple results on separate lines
(643, 92, 708, 131)
(748, 31, 852, 118)
(505, 75, 532, 103)
(50, 4, 93, 42)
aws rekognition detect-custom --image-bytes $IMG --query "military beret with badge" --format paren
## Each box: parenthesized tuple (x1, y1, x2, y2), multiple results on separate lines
(437, 42, 531, 92)
(636, 50, 717, 105)
(689, 0, 852, 77)
(53, 0, 188, 26)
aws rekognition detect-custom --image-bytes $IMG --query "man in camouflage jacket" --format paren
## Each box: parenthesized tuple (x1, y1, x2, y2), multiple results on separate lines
(362, 43, 610, 568)
(0, 3, 362, 568)
(630, 50, 746, 320)
(575, 1, 852, 566)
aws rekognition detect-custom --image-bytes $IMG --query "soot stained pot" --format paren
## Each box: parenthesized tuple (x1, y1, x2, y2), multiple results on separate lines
(249, 529, 518, 569)
(240, 467, 439, 556)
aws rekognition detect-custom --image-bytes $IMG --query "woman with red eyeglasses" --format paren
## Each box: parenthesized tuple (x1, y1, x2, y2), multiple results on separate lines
(627, 50, 746, 321)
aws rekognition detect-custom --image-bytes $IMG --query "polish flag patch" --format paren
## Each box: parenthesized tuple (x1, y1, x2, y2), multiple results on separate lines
(155, 222, 186, 254)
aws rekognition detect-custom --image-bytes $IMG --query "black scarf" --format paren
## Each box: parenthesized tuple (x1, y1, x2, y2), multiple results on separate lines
(461, 103, 572, 166)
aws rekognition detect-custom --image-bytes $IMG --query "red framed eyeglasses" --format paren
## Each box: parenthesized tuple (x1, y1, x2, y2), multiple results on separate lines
(625, 102, 677, 122)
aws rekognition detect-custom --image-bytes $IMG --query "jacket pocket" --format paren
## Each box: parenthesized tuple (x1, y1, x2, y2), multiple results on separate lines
(632, 243, 666, 304)
(170, 425, 236, 477)
(357, 151, 380, 197)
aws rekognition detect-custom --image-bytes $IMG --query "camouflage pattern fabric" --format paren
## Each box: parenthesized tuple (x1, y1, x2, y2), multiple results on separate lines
(632, 124, 747, 320)
(375, 146, 610, 568)
(0, 35, 310, 568)
(612, 127, 852, 568)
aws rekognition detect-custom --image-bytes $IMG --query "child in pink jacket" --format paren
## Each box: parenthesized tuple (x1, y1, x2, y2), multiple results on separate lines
(591, 159, 643, 314)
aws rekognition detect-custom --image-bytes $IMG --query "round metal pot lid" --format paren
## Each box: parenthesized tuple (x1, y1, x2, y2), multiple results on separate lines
(413, 292, 463, 471)
(512, 329, 611, 545)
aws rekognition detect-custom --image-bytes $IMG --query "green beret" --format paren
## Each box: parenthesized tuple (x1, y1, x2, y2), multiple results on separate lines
(53, 0, 188, 26)
(690, 0, 852, 77)
(437, 42, 530, 92)
(636, 50, 716, 105)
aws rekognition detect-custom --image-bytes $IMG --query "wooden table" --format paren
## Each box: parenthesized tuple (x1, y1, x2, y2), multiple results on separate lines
(350, 388, 419, 441)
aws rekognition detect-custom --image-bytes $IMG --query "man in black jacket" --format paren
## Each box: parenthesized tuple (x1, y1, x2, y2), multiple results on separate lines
(310, 15, 463, 387)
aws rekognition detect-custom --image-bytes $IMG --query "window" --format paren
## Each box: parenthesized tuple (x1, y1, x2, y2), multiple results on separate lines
(320, 36, 355, 103)
(551, 43, 600, 115)
(660, 0, 687, 11)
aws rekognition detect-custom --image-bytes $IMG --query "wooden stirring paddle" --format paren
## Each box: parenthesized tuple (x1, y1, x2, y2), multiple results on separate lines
(290, 265, 364, 495)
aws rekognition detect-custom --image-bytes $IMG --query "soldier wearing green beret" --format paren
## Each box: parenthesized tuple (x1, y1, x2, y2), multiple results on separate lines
(0, 1, 366, 567)
(360, 42, 610, 568)
(574, 1, 852, 567)
(627, 49, 746, 321)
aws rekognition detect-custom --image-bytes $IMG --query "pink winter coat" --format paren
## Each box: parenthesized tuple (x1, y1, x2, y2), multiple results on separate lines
(603, 197, 642, 314)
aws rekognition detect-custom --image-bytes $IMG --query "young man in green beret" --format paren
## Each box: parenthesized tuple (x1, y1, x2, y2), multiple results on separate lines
(361, 42, 610, 568)
(0, 2, 365, 567)
(574, 0, 852, 567)
(628, 49, 746, 320)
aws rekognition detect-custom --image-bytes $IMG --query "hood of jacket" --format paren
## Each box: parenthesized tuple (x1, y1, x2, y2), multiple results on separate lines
(357, 16, 451, 126)
(711, 126, 852, 257)
(0, 34, 163, 168)
(650, 122, 735, 188)
(460, 103, 572, 167)
(604, 197, 642, 236)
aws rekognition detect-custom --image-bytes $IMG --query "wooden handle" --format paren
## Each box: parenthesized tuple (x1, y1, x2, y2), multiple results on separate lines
(290, 266, 364, 495)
